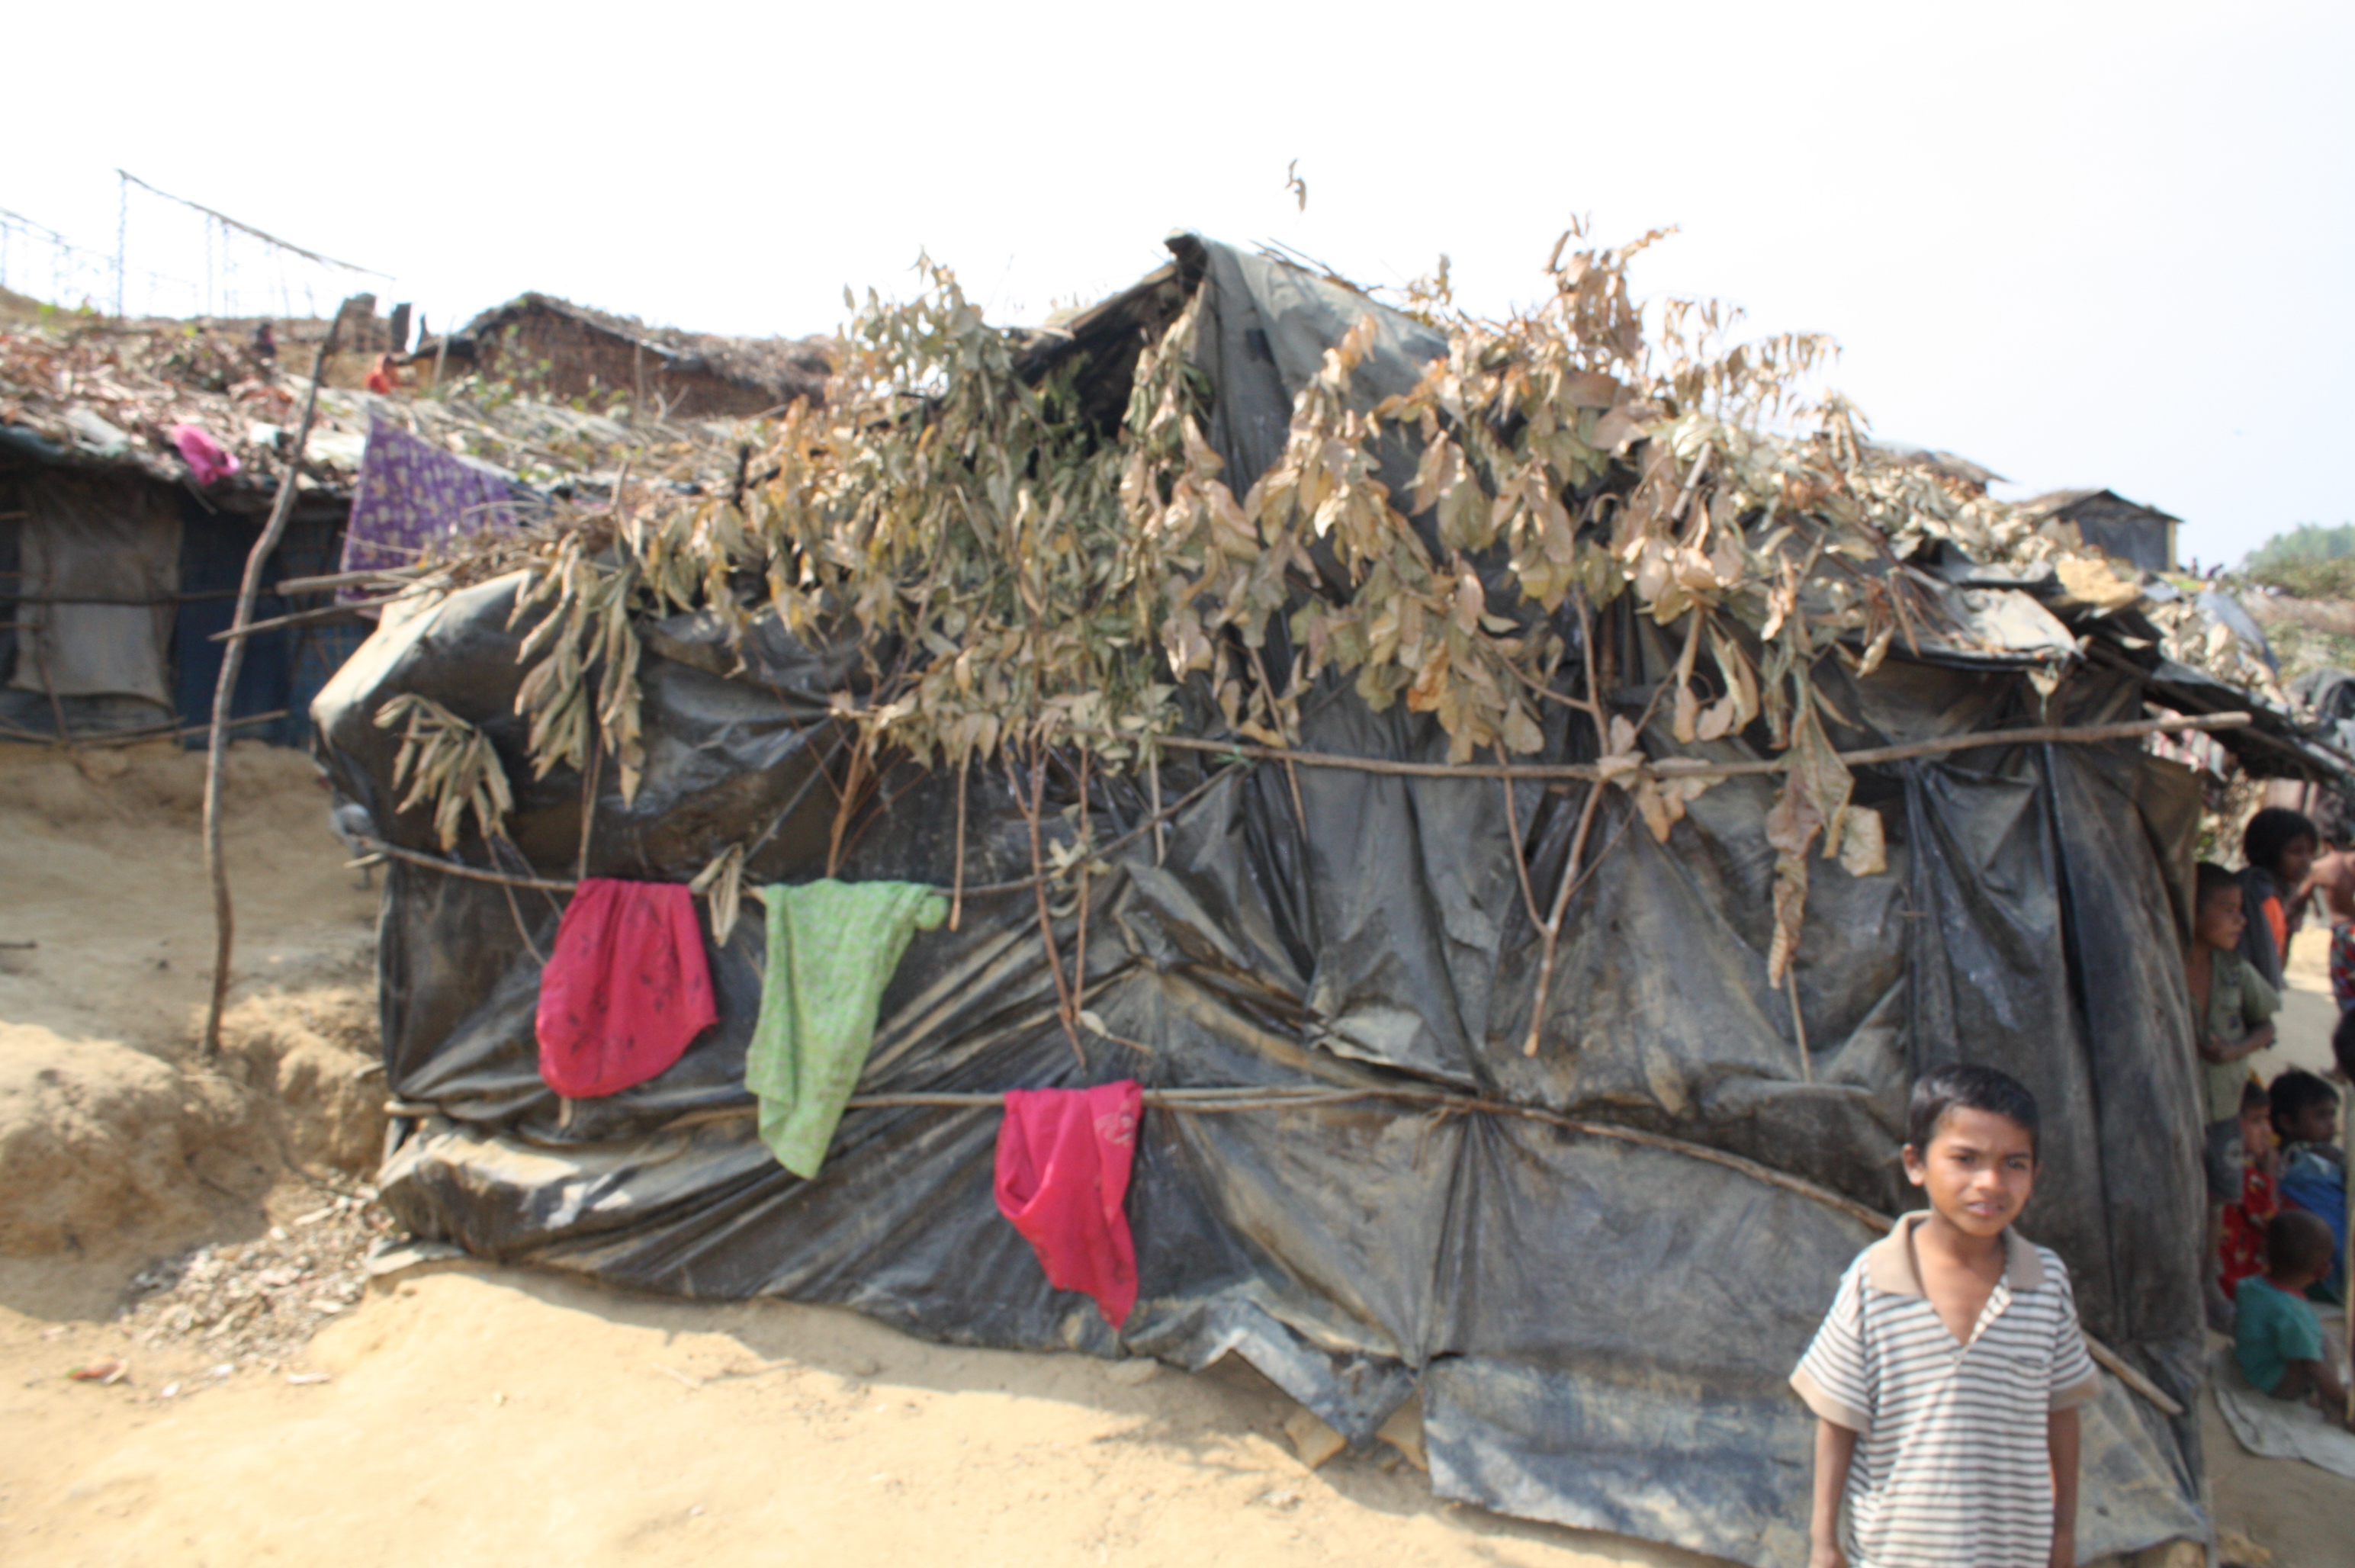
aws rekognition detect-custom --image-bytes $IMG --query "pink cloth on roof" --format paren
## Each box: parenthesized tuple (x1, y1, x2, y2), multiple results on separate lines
(994, 1081, 1143, 1329)
(535, 879, 717, 1098)
(171, 424, 239, 486)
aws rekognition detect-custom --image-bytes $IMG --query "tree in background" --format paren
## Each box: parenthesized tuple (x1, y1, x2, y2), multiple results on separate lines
(2237, 523, 2355, 683)
(2246, 523, 2355, 599)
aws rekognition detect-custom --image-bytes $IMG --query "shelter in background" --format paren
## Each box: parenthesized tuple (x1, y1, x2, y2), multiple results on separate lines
(2022, 487, 2180, 573)
(0, 335, 356, 747)
(418, 294, 831, 419)
(316, 234, 2350, 1568)
(0, 297, 787, 747)
(1870, 442, 2005, 496)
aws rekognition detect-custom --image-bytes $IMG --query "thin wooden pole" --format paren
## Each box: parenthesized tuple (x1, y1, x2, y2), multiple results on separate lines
(344, 756, 1247, 901)
(1110, 710, 2254, 785)
(201, 300, 352, 1063)
(638, 1076, 2185, 1419)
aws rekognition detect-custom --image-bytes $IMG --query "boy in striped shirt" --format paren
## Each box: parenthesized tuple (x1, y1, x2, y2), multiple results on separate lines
(1792, 1065, 2100, 1568)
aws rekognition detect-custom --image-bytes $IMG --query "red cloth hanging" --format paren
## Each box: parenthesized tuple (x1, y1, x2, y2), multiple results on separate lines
(994, 1081, 1142, 1329)
(535, 879, 717, 1098)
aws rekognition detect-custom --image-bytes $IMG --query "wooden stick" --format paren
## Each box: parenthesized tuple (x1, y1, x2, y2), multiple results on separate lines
(1107, 711, 2253, 783)
(0, 707, 288, 749)
(9, 587, 249, 606)
(831, 1078, 2184, 1417)
(948, 750, 969, 932)
(90, 710, 288, 748)
(1073, 745, 1093, 1014)
(30, 593, 72, 746)
(1009, 743, 1085, 1068)
(207, 595, 401, 641)
(271, 567, 426, 596)
(355, 836, 577, 891)
(1148, 742, 1166, 867)
(202, 301, 350, 1063)
(345, 761, 1246, 900)
(575, 728, 602, 882)
(1496, 744, 1545, 940)
(1523, 782, 1602, 1057)
(1787, 970, 1813, 1083)
(1522, 593, 1610, 1058)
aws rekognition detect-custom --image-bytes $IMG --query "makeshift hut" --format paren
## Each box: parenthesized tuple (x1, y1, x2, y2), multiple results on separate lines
(0, 320, 355, 744)
(419, 293, 831, 419)
(314, 233, 2340, 1566)
(2021, 488, 2180, 574)
(0, 306, 771, 747)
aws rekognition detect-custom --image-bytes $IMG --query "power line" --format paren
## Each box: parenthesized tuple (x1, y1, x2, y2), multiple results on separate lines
(114, 168, 390, 280)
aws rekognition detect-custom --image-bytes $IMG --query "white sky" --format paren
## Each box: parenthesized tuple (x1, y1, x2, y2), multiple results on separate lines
(8, 0, 2349, 566)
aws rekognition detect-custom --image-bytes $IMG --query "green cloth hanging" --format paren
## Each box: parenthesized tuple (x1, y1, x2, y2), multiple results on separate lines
(748, 879, 948, 1178)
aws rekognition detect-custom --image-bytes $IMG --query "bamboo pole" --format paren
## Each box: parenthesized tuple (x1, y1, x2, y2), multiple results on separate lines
(205, 594, 404, 642)
(626, 1077, 2186, 1418)
(201, 301, 352, 1063)
(1114, 711, 2254, 784)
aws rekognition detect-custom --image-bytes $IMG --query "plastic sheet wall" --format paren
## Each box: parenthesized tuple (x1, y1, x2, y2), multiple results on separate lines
(313, 243, 2210, 1565)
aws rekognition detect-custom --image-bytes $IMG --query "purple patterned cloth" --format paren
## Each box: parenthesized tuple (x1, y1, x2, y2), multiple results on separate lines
(339, 416, 515, 595)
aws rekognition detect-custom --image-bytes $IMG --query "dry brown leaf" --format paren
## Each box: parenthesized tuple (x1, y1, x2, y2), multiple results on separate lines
(1836, 806, 1887, 878)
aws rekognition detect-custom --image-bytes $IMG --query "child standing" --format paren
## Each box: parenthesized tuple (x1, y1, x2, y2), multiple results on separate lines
(2233, 1210, 2354, 1428)
(2238, 807, 2318, 990)
(2188, 861, 2280, 1328)
(2217, 1078, 2282, 1301)
(2303, 831, 2355, 1010)
(1793, 1065, 2096, 1568)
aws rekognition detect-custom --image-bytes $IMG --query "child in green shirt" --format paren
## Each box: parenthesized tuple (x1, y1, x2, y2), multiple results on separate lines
(2189, 863, 2281, 1329)
(2235, 1210, 2353, 1428)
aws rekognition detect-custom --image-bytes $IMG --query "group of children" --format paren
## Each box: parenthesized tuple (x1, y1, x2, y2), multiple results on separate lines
(2187, 809, 2351, 1335)
(1791, 806, 2353, 1566)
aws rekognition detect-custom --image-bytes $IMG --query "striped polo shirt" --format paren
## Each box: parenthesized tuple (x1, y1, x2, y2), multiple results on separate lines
(1791, 1213, 2101, 1568)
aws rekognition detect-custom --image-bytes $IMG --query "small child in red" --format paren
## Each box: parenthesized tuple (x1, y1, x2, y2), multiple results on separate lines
(2218, 1078, 2281, 1300)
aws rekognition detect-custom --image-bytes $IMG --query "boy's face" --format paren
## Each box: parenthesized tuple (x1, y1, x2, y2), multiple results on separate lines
(2279, 836, 2318, 886)
(2282, 1094, 2341, 1146)
(2194, 886, 2246, 951)
(1903, 1107, 2038, 1240)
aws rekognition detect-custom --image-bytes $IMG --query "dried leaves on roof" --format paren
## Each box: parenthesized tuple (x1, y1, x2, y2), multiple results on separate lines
(451, 227, 2257, 985)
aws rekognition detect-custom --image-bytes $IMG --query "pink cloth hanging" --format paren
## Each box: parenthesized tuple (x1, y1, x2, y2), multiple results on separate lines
(994, 1081, 1143, 1329)
(535, 879, 717, 1098)
(171, 424, 239, 486)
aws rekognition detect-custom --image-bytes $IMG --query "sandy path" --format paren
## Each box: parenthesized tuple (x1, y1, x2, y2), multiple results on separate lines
(0, 1266, 1710, 1568)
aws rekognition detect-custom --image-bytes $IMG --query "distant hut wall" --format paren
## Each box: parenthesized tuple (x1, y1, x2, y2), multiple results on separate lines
(2064, 497, 2176, 574)
(467, 310, 777, 419)
(0, 458, 355, 746)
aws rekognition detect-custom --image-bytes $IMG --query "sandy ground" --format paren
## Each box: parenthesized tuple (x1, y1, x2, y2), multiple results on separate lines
(0, 738, 2349, 1567)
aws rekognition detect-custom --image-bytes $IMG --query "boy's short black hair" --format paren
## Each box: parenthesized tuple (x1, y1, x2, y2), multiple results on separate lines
(2333, 1006, 2355, 1086)
(2241, 1076, 2273, 1113)
(2265, 1209, 2336, 1277)
(2244, 808, 2321, 874)
(2270, 1068, 2341, 1138)
(1907, 1064, 2039, 1157)
(2195, 861, 2241, 906)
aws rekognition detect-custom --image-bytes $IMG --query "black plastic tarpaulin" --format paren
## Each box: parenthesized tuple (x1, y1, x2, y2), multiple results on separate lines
(315, 239, 2213, 1566)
